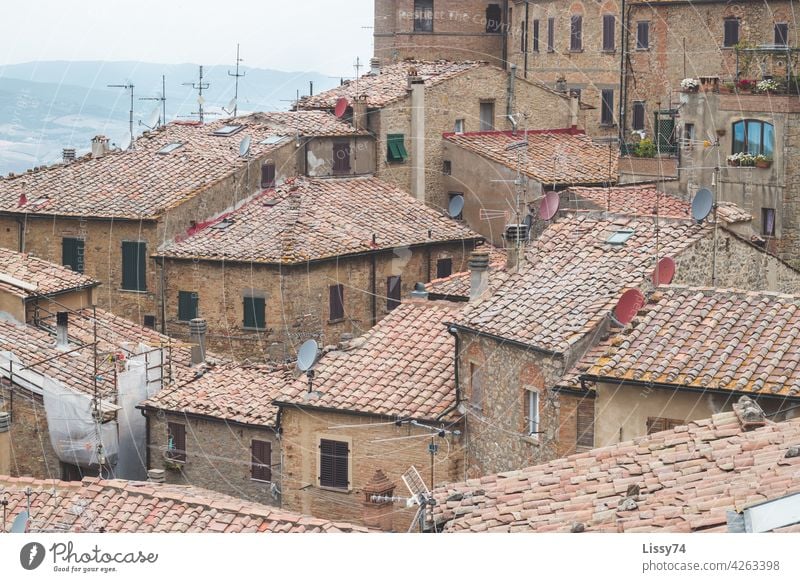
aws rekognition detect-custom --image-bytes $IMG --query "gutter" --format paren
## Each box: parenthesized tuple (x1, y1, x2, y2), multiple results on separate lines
(436, 325, 462, 422)
(446, 322, 561, 356)
(137, 404, 279, 432)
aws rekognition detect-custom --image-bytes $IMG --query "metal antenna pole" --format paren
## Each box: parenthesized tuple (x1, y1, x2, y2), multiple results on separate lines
(184, 66, 210, 124)
(228, 44, 245, 118)
(107, 82, 135, 148)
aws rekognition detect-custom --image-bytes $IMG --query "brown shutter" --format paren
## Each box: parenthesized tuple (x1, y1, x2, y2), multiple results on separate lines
(646, 417, 666, 435)
(387, 276, 401, 310)
(329, 284, 344, 321)
(332, 142, 351, 174)
(251, 440, 272, 481)
(261, 163, 276, 188)
(319, 439, 349, 488)
(167, 422, 186, 462)
(576, 399, 595, 448)
(436, 258, 452, 279)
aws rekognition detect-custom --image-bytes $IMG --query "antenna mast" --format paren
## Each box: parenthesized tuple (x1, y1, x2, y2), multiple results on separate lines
(107, 82, 135, 149)
(139, 75, 167, 129)
(184, 66, 211, 124)
(227, 44, 245, 118)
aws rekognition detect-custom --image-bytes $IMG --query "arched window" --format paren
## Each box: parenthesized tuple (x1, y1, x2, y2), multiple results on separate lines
(732, 120, 774, 156)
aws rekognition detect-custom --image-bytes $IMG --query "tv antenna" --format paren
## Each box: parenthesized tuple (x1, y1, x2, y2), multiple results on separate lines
(139, 75, 167, 129)
(183, 65, 211, 124)
(107, 82, 135, 149)
(227, 43, 245, 118)
(297, 339, 320, 397)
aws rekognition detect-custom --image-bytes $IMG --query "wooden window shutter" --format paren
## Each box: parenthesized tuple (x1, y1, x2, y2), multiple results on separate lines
(332, 142, 351, 174)
(602, 15, 615, 51)
(261, 163, 276, 188)
(387, 276, 401, 310)
(329, 284, 344, 321)
(436, 258, 453, 279)
(167, 422, 186, 462)
(251, 440, 272, 481)
(532, 19, 539, 52)
(243, 296, 266, 329)
(121, 241, 146, 291)
(576, 399, 595, 448)
(570, 15, 582, 51)
(62, 237, 85, 274)
(646, 417, 682, 435)
(178, 291, 198, 321)
(319, 439, 349, 488)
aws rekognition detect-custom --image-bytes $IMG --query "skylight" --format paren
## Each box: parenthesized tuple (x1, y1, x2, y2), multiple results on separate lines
(157, 142, 183, 155)
(607, 229, 635, 245)
(260, 135, 287, 146)
(213, 125, 244, 137)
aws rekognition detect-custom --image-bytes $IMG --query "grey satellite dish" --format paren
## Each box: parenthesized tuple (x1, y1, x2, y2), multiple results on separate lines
(10, 511, 29, 533)
(226, 98, 237, 113)
(146, 106, 160, 129)
(239, 135, 251, 157)
(691, 187, 714, 222)
(448, 195, 464, 218)
(297, 339, 319, 372)
(120, 134, 132, 151)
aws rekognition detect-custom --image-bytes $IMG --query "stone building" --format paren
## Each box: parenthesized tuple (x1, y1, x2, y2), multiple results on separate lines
(140, 363, 290, 508)
(449, 211, 800, 478)
(275, 300, 464, 531)
(298, 60, 581, 210)
(155, 175, 481, 361)
(0, 112, 371, 329)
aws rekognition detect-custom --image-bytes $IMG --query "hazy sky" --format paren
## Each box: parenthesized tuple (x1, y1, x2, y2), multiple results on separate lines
(1, 0, 375, 76)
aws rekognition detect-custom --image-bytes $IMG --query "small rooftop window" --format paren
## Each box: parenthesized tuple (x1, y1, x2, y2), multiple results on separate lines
(211, 218, 234, 229)
(606, 228, 635, 245)
(260, 135, 286, 145)
(157, 142, 183, 155)
(213, 125, 244, 137)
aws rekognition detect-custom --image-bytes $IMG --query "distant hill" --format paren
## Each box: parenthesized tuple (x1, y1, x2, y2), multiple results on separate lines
(0, 61, 339, 174)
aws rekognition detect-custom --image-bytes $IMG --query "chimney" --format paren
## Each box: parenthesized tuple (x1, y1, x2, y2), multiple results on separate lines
(352, 94, 368, 131)
(56, 311, 69, 350)
(410, 282, 429, 300)
(147, 469, 166, 483)
(410, 75, 425, 202)
(469, 251, 490, 301)
(62, 148, 76, 164)
(370, 58, 381, 75)
(570, 93, 580, 129)
(733, 395, 766, 431)
(189, 318, 207, 365)
(91, 135, 110, 158)
(363, 469, 396, 531)
(0, 411, 10, 476)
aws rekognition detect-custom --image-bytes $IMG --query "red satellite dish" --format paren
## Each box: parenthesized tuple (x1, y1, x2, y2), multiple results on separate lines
(539, 191, 560, 220)
(614, 288, 646, 325)
(334, 97, 349, 118)
(651, 257, 676, 287)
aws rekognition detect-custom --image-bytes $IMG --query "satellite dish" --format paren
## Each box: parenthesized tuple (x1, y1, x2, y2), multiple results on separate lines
(197, 95, 205, 106)
(10, 511, 29, 533)
(239, 134, 251, 157)
(226, 98, 237, 113)
(691, 188, 714, 222)
(539, 191, 560, 220)
(146, 106, 160, 129)
(334, 97, 349, 118)
(652, 256, 676, 287)
(297, 339, 319, 372)
(120, 134, 132, 151)
(448, 195, 464, 218)
(613, 289, 646, 326)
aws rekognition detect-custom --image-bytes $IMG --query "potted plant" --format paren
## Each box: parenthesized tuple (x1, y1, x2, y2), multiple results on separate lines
(756, 79, 780, 94)
(633, 138, 657, 158)
(739, 153, 756, 167)
(736, 78, 755, 93)
(755, 154, 773, 169)
(720, 82, 735, 94)
(727, 153, 741, 166)
(680, 78, 700, 93)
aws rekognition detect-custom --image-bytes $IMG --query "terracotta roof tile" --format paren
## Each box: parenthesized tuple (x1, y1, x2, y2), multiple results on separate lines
(0, 476, 368, 533)
(276, 300, 461, 420)
(444, 130, 618, 185)
(0, 248, 98, 298)
(565, 184, 691, 218)
(157, 176, 480, 264)
(431, 405, 800, 532)
(0, 112, 364, 220)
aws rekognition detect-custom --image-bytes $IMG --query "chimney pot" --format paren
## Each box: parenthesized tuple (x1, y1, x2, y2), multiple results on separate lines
(91, 135, 110, 158)
(56, 311, 69, 349)
(147, 469, 166, 483)
(189, 318, 208, 365)
(370, 58, 381, 75)
(469, 251, 490, 301)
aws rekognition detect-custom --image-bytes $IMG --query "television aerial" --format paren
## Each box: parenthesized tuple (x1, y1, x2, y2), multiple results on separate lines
(447, 194, 464, 218)
(239, 134, 252, 157)
(691, 187, 714, 222)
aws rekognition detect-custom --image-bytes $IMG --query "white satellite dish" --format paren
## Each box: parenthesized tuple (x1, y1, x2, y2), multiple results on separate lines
(146, 106, 160, 129)
(226, 98, 236, 113)
(119, 134, 132, 151)
(10, 511, 29, 533)
(448, 195, 464, 218)
(239, 135, 251, 157)
(297, 339, 319, 372)
(197, 95, 205, 106)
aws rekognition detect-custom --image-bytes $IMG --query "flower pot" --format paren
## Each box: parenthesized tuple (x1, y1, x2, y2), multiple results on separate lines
(756, 160, 772, 169)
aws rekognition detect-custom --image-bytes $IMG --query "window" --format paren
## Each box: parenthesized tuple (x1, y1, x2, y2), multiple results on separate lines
(775, 23, 789, 47)
(601, 89, 614, 126)
(646, 417, 683, 435)
(762, 208, 776, 237)
(576, 398, 594, 448)
(607, 228, 635, 245)
(178, 291, 199, 322)
(121, 241, 146, 291)
(212, 125, 243, 137)
(632, 101, 645, 131)
(329, 284, 344, 321)
(570, 15, 582, 51)
(243, 295, 266, 329)
(387, 276, 401, 311)
(454, 119, 465, 133)
(261, 162, 276, 188)
(683, 123, 695, 147)
(60, 462, 85, 482)
(436, 258, 452, 279)
(636, 21, 650, 49)
(448, 192, 464, 220)
(724, 17, 739, 47)
(251, 440, 272, 482)
(469, 363, 484, 411)
(547, 17, 555, 52)
(443, 160, 452, 175)
(479, 101, 495, 131)
(319, 438, 349, 489)
(387, 134, 409, 162)
(167, 422, 186, 462)
(62, 237, 85, 274)
(602, 14, 616, 51)
(332, 142, 351, 175)
(413, 0, 433, 32)
(521, 21, 528, 53)
(532, 19, 540, 52)
(732, 120, 774, 157)
(157, 142, 183, 155)
(486, 4, 502, 33)
(524, 389, 539, 437)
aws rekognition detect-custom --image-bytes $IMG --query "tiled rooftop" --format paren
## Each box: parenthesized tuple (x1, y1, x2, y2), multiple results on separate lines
(157, 176, 481, 264)
(430, 401, 800, 532)
(565, 184, 691, 218)
(444, 130, 618, 185)
(457, 216, 708, 353)
(426, 246, 506, 300)
(0, 476, 367, 533)
(585, 286, 800, 398)
(0, 247, 98, 298)
(275, 300, 461, 420)
(0, 112, 363, 220)
(143, 364, 291, 427)
(298, 60, 485, 109)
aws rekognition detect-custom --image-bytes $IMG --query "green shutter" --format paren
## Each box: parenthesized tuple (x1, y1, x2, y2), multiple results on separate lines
(62, 237, 85, 274)
(387, 134, 408, 162)
(178, 291, 198, 321)
(121, 241, 146, 291)
(243, 296, 265, 329)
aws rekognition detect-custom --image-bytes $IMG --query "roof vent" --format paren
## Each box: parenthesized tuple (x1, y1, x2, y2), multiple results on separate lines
(62, 148, 76, 163)
(504, 224, 530, 244)
(211, 218, 234, 229)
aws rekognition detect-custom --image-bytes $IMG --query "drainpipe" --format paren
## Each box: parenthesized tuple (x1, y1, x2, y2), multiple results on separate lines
(524, 2, 529, 78)
(502, 0, 510, 69)
(618, 0, 628, 150)
(16, 217, 24, 253)
(370, 248, 377, 326)
(507, 64, 517, 123)
(157, 257, 167, 334)
(437, 325, 462, 421)
(410, 76, 425, 202)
